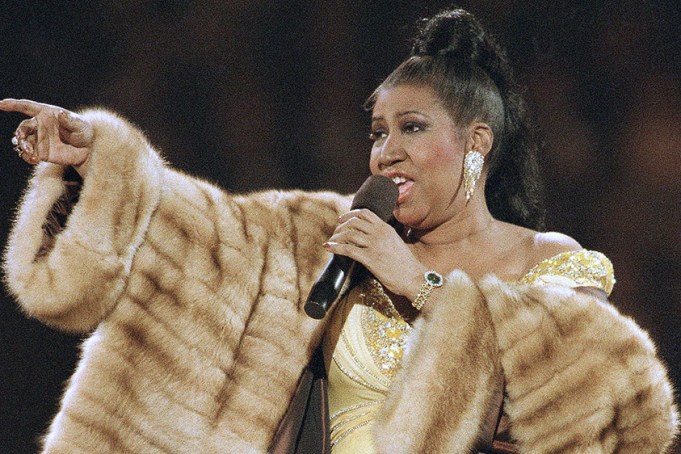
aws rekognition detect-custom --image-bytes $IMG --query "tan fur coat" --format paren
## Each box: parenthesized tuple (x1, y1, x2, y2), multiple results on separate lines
(3, 110, 678, 453)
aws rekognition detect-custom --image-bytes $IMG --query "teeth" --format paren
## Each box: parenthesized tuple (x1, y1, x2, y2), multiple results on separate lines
(391, 176, 407, 185)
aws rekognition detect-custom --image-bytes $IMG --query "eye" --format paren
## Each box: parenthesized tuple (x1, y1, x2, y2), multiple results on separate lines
(402, 122, 425, 134)
(369, 128, 387, 142)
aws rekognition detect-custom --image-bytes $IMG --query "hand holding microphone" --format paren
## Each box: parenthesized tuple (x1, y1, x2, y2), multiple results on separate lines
(304, 175, 399, 319)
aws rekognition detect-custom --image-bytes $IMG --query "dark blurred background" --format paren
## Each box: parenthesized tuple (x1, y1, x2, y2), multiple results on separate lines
(1, 1, 679, 452)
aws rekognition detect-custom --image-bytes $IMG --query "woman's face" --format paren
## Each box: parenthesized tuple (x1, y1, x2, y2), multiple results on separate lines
(369, 84, 467, 229)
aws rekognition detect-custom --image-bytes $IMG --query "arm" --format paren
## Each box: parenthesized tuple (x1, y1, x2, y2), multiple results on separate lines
(372, 270, 503, 453)
(2, 106, 164, 332)
(480, 277, 678, 453)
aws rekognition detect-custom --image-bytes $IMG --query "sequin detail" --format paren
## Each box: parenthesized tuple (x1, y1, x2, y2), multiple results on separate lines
(330, 419, 373, 449)
(360, 279, 413, 380)
(330, 400, 382, 448)
(330, 400, 383, 422)
(519, 249, 615, 295)
(336, 330, 389, 392)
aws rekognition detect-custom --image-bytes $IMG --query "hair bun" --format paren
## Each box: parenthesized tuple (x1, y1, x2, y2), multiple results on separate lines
(412, 9, 486, 62)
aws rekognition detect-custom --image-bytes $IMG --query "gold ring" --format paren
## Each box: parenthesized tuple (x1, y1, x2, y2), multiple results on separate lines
(12, 136, 23, 156)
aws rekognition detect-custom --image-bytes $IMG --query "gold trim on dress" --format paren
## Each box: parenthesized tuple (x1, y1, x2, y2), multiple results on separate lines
(519, 249, 615, 295)
(360, 279, 413, 380)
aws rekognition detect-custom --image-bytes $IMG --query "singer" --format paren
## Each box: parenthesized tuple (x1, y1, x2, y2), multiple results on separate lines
(1, 8, 677, 454)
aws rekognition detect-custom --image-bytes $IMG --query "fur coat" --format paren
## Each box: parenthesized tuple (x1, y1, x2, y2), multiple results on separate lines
(3, 109, 678, 453)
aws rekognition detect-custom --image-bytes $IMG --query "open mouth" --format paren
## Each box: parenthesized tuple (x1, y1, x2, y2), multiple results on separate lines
(391, 176, 414, 203)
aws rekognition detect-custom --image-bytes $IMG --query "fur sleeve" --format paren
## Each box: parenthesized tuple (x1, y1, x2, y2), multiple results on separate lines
(2, 109, 164, 333)
(480, 277, 679, 453)
(373, 270, 502, 453)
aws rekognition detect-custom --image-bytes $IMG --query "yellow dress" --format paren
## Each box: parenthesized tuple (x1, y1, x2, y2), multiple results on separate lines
(322, 249, 615, 453)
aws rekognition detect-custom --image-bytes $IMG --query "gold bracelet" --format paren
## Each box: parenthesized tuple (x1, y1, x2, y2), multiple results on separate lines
(412, 271, 443, 310)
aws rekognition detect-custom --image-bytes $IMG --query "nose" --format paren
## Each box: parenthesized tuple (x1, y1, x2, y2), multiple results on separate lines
(376, 134, 405, 170)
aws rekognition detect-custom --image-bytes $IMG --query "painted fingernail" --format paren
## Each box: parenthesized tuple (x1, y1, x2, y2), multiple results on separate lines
(11, 136, 18, 146)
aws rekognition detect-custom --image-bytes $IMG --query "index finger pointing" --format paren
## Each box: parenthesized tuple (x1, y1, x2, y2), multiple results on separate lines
(0, 98, 56, 117)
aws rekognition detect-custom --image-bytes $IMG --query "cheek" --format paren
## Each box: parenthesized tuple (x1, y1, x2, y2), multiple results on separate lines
(431, 148, 459, 165)
(421, 145, 462, 175)
(369, 148, 381, 174)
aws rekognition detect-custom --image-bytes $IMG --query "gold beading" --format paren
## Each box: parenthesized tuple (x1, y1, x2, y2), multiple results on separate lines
(360, 279, 413, 380)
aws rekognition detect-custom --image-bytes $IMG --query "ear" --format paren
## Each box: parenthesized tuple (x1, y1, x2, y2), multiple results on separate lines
(466, 123, 494, 157)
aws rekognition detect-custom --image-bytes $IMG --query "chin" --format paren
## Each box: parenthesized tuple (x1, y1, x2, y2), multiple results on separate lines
(393, 209, 423, 230)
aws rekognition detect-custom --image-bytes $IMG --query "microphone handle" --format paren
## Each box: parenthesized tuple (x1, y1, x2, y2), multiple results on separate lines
(304, 255, 354, 319)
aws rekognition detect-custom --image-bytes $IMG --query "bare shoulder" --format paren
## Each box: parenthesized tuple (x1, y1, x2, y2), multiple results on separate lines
(524, 231, 580, 269)
(533, 231, 582, 255)
(496, 223, 581, 271)
(486, 223, 583, 280)
(497, 224, 580, 253)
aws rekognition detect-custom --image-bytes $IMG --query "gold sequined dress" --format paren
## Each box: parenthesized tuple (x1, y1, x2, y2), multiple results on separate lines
(322, 249, 615, 453)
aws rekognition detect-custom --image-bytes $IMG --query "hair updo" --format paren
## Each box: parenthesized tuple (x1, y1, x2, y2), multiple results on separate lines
(368, 9, 545, 230)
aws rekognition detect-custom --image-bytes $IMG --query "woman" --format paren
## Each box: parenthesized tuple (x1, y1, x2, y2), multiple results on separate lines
(2, 8, 677, 454)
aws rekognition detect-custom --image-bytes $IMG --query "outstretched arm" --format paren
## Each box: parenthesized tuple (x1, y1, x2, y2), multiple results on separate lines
(2, 101, 164, 332)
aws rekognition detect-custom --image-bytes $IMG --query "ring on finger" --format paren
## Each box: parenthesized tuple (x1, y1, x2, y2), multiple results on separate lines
(12, 136, 20, 153)
(11, 137, 23, 156)
(12, 137, 25, 157)
(13, 145, 23, 157)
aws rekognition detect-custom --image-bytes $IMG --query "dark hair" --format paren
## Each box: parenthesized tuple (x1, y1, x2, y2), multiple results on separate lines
(367, 9, 545, 230)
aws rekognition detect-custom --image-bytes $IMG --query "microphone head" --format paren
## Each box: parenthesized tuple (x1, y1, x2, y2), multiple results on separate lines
(351, 175, 399, 222)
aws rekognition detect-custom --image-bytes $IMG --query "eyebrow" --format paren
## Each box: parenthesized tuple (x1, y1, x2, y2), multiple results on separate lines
(371, 110, 433, 122)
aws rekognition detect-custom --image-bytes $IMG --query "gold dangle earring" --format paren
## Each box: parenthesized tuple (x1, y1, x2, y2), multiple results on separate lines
(463, 150, 484, 205)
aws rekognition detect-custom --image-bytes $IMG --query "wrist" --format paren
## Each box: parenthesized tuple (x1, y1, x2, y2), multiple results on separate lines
(411, 270, 444, 311)
(72, 151, 91, 179)
(403, 267, 428, 302)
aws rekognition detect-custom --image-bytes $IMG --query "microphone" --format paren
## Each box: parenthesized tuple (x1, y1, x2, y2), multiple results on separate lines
(304, 175, 399, 319)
